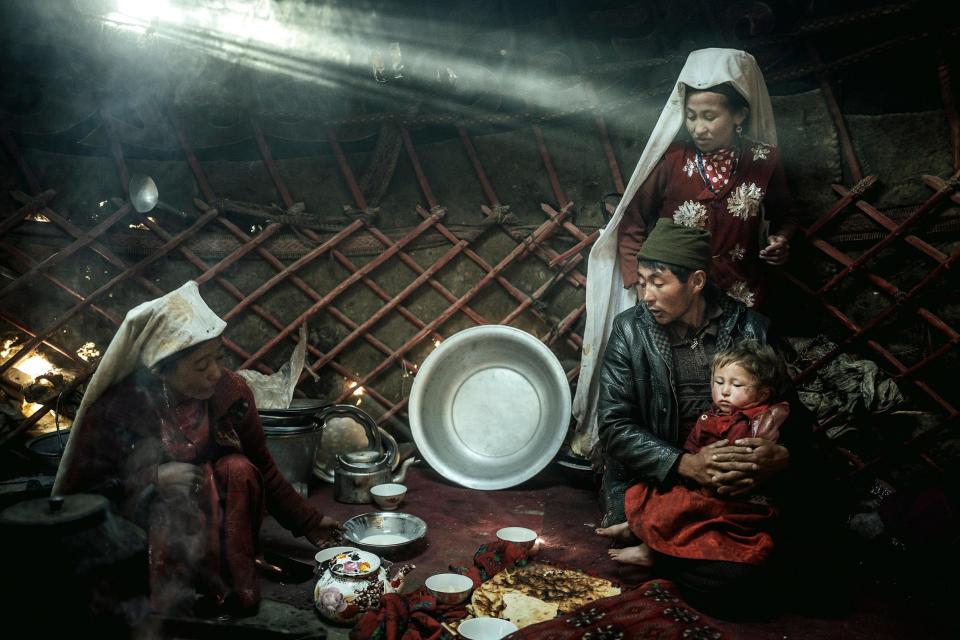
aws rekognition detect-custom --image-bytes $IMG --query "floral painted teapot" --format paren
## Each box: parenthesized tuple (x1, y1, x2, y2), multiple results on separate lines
(314, 547, 415, 624)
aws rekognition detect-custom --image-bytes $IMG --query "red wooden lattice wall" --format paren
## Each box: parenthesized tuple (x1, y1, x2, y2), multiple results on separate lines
(0, 47, 957, 487)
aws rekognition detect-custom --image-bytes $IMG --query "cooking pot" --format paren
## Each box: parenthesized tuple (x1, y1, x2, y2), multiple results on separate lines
(260, 412, 322, 497)
(25, 428, 70, 473)
(0, 494, 148, 631)
(258, 398, 330, 419)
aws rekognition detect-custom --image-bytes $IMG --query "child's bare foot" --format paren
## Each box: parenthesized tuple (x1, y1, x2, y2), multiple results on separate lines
(608, 543, 654, 567)
(595, 522, 632, 542)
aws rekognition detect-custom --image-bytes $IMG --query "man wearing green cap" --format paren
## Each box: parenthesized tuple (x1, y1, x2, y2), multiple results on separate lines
(593, 220, 807, 612)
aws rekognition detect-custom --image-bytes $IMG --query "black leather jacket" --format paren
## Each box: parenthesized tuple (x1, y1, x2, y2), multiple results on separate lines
(597, 291, 770, 526)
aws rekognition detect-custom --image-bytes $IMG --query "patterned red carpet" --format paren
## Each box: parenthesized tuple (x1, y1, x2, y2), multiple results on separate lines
(259, 465, 950, 639)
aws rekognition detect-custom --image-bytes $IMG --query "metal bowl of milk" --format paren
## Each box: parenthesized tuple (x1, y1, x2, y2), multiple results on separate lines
(342, 512, 428, 560)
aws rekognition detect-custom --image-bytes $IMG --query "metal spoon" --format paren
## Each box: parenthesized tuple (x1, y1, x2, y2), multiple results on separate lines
(128, 174, 158, 213)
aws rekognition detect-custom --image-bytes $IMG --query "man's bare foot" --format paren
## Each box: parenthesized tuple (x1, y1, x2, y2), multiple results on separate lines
(608, 543, 654, 567)
(595, 522, 632, 542)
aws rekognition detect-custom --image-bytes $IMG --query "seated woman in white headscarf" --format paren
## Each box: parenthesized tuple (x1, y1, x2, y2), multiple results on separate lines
(53, 282, 341, 616)
(572, 48, 798, 461)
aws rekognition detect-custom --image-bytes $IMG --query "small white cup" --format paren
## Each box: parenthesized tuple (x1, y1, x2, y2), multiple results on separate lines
(370, 483, 407, 510)
(458, 617, 519, 640)
(424, 572, 474, 605)
(496, 526, 538, 551)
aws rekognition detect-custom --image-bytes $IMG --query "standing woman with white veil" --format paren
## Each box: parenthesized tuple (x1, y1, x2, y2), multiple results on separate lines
(572, 48, 799, 460)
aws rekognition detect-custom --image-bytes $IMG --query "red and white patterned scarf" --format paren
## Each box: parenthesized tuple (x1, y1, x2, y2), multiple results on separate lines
(700, 146, 737, 189)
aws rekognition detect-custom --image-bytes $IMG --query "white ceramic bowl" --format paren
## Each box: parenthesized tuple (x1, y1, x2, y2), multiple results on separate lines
(496, 526, 537, 550)
(457, 617, 519, 640)
(424, 573, 474, 605)
(369, 483, 407, 510)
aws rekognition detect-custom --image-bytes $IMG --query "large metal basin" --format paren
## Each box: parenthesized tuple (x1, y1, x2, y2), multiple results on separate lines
(409, 325, 571, 490)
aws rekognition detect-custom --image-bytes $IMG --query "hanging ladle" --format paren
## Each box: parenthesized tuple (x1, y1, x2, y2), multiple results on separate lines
(129, 174, 158, 213)
(127, 175, 187, 219)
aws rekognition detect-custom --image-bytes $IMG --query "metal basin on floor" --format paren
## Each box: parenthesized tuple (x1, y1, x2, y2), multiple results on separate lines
(408, 325, 571, 490)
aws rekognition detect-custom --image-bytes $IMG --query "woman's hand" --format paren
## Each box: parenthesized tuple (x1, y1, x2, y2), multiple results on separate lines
(308, 515, 344, 548)
(759, 234, 790, 266)
(157, 461, 202, 499)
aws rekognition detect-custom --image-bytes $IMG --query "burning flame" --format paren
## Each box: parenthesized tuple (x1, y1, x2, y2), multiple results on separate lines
(348, 381, 366, 396)
(0, 338, 14, 359)
(128, 216, 157, 230)
(20, 398, 44, 418)
(345, 379, 365, 406)
(15, 353, 56, 380)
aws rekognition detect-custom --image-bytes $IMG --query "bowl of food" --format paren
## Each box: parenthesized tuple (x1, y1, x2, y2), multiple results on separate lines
(342, 512, 427, 560)
(369, 483, 407, 510)
(457, 617, 519, 640)
(424, 572, 474, 605)
(496, 526, 538, 551)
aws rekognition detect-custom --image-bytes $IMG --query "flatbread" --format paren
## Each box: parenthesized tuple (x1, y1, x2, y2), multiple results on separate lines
(501, 590, 559, 628)
(468, 563, 620, 620)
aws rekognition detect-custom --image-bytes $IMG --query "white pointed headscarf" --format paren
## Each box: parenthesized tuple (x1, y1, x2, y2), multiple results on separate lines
(570, 48, 777, 458)
(54, 281, 227, 493)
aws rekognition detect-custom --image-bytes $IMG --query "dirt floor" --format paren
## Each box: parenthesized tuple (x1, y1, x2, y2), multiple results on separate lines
(215, 463, 954, 640)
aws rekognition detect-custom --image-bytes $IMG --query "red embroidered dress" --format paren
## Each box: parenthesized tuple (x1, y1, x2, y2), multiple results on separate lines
(618, 139, 798, 308)
(624, 401, 790, 565)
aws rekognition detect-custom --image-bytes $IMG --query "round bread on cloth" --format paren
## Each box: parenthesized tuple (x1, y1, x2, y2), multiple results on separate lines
(467, 562, 620, 621)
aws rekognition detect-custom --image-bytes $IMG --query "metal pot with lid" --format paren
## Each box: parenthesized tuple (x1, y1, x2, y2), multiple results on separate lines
(260, 414, 322, 497)
(258, 397, 330, 420)
(0, 494, 149, 630)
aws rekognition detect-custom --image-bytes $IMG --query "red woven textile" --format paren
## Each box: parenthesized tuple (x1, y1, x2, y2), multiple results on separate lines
(349, 541, 531, 640)
(350, 541, 724, 640)
(510, 580, 724, 640)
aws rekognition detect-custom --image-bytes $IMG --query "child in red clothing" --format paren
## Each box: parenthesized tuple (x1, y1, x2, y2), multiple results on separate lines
(600, 340, 790, 567)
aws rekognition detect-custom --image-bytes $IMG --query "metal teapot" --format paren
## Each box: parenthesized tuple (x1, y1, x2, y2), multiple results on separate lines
(313, 404, 384, 483)
(334, 449, 416, 504)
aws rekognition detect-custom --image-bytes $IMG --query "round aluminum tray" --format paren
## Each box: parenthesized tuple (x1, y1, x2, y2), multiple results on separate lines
(342, 512, 427, 560)
(409, 325, 571, 490)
